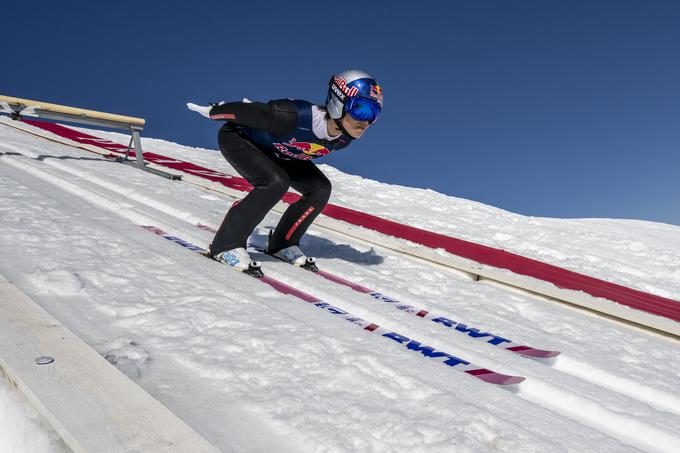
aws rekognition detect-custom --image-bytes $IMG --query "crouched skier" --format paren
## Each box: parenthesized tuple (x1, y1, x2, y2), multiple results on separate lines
(187, 69, 383, 277)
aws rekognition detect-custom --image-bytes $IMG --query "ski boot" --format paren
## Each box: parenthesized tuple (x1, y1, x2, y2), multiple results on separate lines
(266, 231, 318, 272)
(208, 245, 264, 278)
(270, 245, 318, 272)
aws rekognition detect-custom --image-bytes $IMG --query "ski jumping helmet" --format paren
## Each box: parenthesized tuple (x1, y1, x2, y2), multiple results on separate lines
(326, 69, 383, 124)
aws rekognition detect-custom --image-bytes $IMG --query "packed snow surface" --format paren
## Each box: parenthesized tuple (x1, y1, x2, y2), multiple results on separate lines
(1, 117, 679, 452)
(0, 374, 69, 453)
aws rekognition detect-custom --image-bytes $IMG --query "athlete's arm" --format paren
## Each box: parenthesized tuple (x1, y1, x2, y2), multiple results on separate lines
(209, 99, 298, 136)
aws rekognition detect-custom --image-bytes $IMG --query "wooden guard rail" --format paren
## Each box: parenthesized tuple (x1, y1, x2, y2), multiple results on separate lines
(0, 95, 145, 127)
(0, 94, 178, 179)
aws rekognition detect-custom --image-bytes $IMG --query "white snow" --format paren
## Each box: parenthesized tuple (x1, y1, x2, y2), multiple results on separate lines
(0, 373, 69, 453)
(1, 117, 680, 452)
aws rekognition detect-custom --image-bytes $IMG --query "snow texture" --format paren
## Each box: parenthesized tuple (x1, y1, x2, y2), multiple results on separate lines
(1, 117, 679, 452)
(0, 373, 69, 453)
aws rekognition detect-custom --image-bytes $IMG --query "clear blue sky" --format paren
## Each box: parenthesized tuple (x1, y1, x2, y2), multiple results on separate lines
(4, 1, 680, 226)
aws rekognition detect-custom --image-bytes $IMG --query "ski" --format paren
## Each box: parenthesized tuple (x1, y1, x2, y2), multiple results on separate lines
(142, 225, 525, 386)
(310, 270, 560, 359)
(225, 228, 559, 360)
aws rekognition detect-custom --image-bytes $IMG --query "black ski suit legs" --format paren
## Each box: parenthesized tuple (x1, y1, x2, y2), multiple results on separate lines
(210, 125, 331, 255)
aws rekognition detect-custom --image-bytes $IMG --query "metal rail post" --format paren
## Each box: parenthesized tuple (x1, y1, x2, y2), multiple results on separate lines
(131, 126, 146, 169)
(129, 125, 181, 180)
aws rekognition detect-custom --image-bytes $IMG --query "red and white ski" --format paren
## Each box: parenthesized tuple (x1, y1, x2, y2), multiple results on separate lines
(142, 225, 525, 387)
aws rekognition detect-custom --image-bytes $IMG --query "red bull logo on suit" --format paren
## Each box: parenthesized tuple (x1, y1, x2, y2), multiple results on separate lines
(274, 138, 331, 160)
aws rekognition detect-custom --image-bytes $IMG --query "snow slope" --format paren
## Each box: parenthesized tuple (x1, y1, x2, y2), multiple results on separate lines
(0, 375, 69, 453)
(1, 118, 679, 452)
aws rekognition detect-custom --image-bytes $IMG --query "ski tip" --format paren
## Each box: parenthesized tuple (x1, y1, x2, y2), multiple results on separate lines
(507, 346, 561, 359)
(517, 349, 561, 359)
(494, 374, 526, 386)
(467, 369, 526, 386)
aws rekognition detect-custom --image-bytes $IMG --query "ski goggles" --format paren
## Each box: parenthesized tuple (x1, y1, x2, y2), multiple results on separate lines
(344, 96, 381, 124)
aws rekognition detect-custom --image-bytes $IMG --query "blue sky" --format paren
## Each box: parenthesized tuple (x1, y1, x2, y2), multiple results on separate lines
(4, 1, 680, 226)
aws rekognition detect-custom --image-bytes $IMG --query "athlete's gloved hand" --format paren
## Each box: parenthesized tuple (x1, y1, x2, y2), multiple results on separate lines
(0, 102, 14, 114)
(0, 102, 42, 120)
(18, 105, 42, 117)
(186, 101, 225, 118)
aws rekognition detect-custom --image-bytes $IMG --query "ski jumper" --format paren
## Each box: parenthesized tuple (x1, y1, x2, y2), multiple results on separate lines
(209, 99, 354, 255)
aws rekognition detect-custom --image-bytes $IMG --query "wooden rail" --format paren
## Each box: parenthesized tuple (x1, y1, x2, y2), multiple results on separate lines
(0, 95, 145, 127)
(0, 95, 180, 179)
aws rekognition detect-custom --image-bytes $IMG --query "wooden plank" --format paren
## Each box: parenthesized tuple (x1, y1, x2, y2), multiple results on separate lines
(0, 94, 145, 127)
(0, 275, 221, 453)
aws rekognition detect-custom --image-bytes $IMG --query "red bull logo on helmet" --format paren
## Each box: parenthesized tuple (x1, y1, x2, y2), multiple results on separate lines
(332, 76, 360, 101)
(370, 85, 383, 104)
